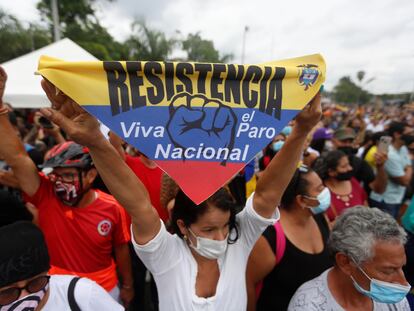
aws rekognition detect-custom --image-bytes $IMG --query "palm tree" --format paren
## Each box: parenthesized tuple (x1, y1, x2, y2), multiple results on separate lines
(125, 21, 177, 61)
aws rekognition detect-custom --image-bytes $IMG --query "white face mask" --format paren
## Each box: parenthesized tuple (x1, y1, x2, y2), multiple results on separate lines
(187, 228, 228, 260)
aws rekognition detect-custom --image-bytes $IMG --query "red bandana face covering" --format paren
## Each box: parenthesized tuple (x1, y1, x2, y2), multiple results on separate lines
(53, 179, 84, 207)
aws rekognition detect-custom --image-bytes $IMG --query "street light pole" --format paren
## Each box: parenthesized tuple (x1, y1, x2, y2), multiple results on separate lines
(51, 0, 61, 42)
(241, 26, 249, 64)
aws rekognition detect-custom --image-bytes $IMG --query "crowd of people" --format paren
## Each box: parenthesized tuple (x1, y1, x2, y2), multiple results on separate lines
(0, 63, 413, 311)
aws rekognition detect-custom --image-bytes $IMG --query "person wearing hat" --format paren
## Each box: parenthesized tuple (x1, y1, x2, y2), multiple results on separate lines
(0, 66, 134, 307)
(331, 127, 388, 196)
(310, 126, 333, 154)
(0, 221, 123, 310)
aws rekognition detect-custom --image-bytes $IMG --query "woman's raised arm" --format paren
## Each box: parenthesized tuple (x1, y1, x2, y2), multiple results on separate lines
(40, 79, 160, 244)
(253, 93, 322, 218)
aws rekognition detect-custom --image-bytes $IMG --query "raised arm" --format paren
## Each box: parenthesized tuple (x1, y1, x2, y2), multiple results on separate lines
(40, 79, 160, 244)
(253, 93, 322, 218)
(368, 151, 388, 194)
(0, 66, 40, 196)
(108, 131, 127, 161)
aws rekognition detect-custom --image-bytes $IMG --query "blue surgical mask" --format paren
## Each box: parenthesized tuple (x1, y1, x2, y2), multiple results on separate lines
(351, 265, 411, 304)
(272, 141, 284, 152)
(304, 187, 331, 214)
(282, 126, 292, 136)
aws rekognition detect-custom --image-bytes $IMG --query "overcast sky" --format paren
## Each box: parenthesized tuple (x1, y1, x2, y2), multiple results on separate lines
(1, 0, 413, 94)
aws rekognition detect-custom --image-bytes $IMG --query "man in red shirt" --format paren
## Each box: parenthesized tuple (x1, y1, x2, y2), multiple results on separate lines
(0, 67, 134, 307)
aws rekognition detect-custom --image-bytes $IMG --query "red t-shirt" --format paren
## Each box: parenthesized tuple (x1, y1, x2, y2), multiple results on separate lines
(125, 155, 169, 222)
(24, 174, 130, 273)
(327, 177, 368, 221)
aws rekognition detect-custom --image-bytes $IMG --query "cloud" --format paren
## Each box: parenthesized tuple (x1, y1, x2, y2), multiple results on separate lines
(1, 0, 413, 93)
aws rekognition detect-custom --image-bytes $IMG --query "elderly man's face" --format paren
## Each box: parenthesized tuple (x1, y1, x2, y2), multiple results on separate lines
(352, 241, 408, 290)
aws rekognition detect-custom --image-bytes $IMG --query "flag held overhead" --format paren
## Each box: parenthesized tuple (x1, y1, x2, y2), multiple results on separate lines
(37, 54, 325, 204)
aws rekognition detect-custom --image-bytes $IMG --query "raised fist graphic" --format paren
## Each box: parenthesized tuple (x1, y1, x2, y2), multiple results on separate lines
(166, 93, 237, 155)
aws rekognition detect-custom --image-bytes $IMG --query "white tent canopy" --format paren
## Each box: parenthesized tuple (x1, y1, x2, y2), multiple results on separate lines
(1, 38, 98, 109)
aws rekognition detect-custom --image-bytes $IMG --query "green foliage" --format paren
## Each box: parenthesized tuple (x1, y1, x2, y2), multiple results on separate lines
(0, 9, 51, 63)
(1, 1, 231, 64)
(37, 0, 96, 29)
(182, 32, 233, 63)
(125, 20, 177, 61)
(333, 76, 371, 104)
(36, 0, 124, 60)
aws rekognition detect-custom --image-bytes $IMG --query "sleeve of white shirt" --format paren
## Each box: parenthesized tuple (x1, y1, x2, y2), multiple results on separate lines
(75, 278, 124, 311)
(236, 192, 279, 251)
(131, 220, 182, 275)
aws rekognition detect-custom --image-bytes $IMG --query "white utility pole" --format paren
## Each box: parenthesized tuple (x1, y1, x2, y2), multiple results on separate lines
(51, 0, 61, 41)
(241, 26, 249, 64)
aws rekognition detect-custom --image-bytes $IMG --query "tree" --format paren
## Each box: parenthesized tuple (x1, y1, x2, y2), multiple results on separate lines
(356, 70, 365, 83)
(182, 32, 233, 63)
(36, 0, 127, 60)
(125, 20, 177, 61)
(333, 76, 371, 104)
(0, 9, 51, 63)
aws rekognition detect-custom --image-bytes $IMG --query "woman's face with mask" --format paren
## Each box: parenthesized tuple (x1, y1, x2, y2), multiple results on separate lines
(331, 156, 353, 181)
(271, 134, 286, 152)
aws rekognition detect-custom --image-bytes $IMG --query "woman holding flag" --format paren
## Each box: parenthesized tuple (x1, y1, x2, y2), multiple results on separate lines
(39, 78, 322, 311)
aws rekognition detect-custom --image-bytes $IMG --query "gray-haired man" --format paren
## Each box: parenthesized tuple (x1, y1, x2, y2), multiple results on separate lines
(288, 206, 410, 310)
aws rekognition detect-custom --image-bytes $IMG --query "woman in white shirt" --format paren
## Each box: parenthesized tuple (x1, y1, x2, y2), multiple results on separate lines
(39, 79, 322, 311)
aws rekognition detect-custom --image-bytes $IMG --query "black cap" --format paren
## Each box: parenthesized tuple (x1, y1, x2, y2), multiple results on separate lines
(0, 222, 50, 287)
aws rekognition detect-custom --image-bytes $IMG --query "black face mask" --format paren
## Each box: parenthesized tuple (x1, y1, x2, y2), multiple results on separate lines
(338, 146, 358, 156)
(335, 171, 354, 181)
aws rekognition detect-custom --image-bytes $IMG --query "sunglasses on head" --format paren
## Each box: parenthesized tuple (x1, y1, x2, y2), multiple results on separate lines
(298, 164, 309, 173)
(0, 275, 50, 306)
(290, 164, 310, 189)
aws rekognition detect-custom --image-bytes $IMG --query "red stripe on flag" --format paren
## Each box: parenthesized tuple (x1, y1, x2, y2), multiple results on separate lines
(155, 160, 246, 205)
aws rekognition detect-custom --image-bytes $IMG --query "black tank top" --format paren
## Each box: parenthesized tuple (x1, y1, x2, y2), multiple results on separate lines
(256, 214, 333, 311)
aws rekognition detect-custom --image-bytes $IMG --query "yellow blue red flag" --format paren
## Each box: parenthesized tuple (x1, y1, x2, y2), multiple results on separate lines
(37, 54, 325, 204)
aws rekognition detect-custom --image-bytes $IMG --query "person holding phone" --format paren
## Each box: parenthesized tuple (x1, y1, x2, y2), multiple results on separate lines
(369, 121, 413, 219)
(330, 127, 388, 196)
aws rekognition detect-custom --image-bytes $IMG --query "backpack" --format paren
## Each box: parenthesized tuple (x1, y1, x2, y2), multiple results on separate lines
(255, 221, 286, 299)
(274, 221, 286, 264)
(68, 277, 81, 311)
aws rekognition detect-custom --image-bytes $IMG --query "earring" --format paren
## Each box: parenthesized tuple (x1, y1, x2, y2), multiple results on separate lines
(183, 235, 188, 240)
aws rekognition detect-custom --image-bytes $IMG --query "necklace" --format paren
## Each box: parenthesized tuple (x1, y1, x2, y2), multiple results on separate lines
(334, 192, 353, 207)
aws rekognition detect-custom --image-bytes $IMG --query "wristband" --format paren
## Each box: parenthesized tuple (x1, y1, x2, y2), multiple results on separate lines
(122, 284, 133, 289)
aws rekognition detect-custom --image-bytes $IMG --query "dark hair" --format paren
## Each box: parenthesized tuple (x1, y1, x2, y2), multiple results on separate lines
(388, 121, 406, 137)
(310, 138, 326, 154)
(280, 166, 314, 210)
(313, 150, 347, 180)
(171, 188, 239, 244)
(0, 191, 33, 227)
(362, 131, 384, 159)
